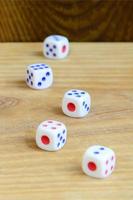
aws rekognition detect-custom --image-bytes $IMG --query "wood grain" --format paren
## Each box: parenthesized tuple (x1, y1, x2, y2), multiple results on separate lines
(0, 0, 133, 42)
(0, 43, 133, 199)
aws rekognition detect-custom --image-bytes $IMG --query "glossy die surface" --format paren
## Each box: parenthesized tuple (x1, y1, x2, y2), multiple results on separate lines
(26, 63, 53, 89)
(43, 35, 69, 59)
(36, 120, 67, 151)
(82, 145, 116, 179)
(62, 89, 91, 118)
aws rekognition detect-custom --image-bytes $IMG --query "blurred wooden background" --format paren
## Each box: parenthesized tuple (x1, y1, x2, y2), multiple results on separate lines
(0, 0, 133, 42)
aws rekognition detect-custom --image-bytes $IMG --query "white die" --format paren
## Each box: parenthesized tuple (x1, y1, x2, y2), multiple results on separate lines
(26, 63, 53, 89)
(82, 145, 116, 179)
(43, 35, 69, 59)
(62, 89, 91, 118)
(36, 120, 67, 151)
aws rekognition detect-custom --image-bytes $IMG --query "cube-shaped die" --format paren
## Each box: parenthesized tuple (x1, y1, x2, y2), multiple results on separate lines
(82, 145, 116, 179)
(43, 35, 69, 59)
(36, 120, 67, 151)
(26, 63, 53, 89)
(62, 89, 91, 118)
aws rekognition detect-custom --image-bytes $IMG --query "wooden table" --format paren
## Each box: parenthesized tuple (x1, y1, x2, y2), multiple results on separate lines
(0, 43, 133, 200)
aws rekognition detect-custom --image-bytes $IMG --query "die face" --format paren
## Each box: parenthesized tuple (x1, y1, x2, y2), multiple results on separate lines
(82, 153, 102, 178)
(36, 124, 57, 151)
(57, 37, 69, 58)
(43, 35, 69, 59)
(36, 120, 67, 151)
(26, 63, 53, 89)
(62, 89, 91, 118)
(82, 145, 116, 178)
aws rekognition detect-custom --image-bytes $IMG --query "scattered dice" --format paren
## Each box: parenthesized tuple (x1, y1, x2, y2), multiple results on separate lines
(62, 89, 91, 118)
(82, 145, 116, 178)
(26, 63, 53, 89)
(36, 120, 67, 151)
(43, 35, 69, 59)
